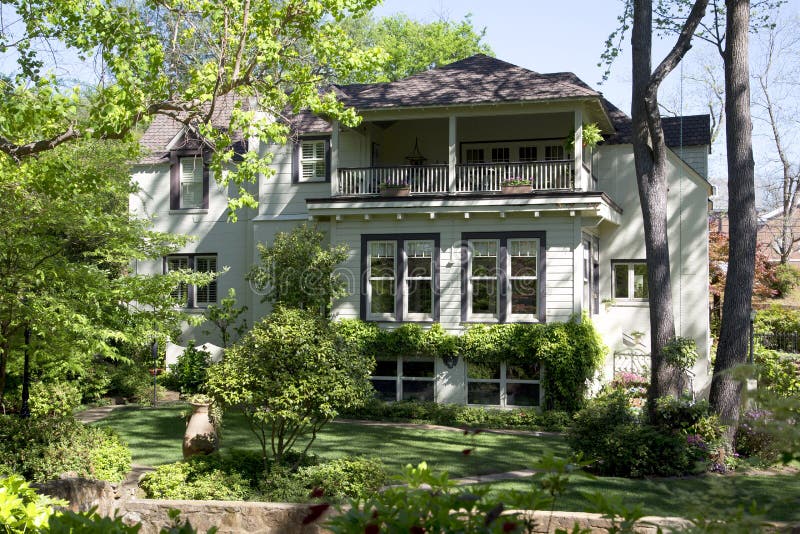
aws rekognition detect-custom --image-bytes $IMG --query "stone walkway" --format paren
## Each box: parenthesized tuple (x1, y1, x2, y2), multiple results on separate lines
(76, 405, 552, 491)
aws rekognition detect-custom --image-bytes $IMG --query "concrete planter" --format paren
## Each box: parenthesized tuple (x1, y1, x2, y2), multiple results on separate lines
(182, 403, 218, 458)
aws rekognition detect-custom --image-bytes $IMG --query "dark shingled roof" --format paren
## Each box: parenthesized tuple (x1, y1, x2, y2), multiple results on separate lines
(602, 99, 711, 147)
(335, 54, 599, 109)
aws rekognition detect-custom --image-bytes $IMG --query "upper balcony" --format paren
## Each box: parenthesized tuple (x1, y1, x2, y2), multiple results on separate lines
(328, 111, 597, 199)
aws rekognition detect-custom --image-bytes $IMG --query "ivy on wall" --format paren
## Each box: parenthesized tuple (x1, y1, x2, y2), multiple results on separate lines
(333, 315, 607, 412)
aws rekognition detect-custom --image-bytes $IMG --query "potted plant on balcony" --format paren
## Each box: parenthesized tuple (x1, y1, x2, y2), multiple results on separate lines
(379, 181, 411, 197)
(501, 179, 532, 194)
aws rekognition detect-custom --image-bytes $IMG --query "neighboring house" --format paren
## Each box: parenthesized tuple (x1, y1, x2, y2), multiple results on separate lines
(710, 208, 800, 265)
(131, 55, 712, 406)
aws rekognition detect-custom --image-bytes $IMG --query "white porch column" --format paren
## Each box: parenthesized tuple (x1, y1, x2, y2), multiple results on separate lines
(448, 115, 457, 193)
(331, 120, 339, 196)
(573, 214, 584, 316)
(573, 109, 584, 191)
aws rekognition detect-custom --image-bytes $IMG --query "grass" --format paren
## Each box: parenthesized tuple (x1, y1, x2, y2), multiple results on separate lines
(94, 402, 569, 478)
(485, 472, 800, 522)
(95, 403, 800, 521)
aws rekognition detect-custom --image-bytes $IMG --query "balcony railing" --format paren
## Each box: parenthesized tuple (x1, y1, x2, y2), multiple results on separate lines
(337, 161, 575, 196)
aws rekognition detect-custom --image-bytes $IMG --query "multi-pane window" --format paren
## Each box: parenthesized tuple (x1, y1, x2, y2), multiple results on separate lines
(508, 240, 537, 317)
(465, 148, 485, 163)
(469, 240, 499, 318)
(518, 146, 537, 162)
(368, 241, 396, 318)
(300, 140, 327, 181)
(363, 235, 439, 322)
(370, 358, 435, 402)
(464, 234, 543, 322)
(165, 254, 218, 308)
(613, 261, 649, 300)
(179, 157, 204, 209)
(491, 147, 510, 163)
(544, 145, 565, 161)
(467, 362, 541, 407)
(405, 240, 434, 319)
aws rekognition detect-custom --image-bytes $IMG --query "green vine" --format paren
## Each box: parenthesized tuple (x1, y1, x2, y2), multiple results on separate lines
(334, 315, 607, 412)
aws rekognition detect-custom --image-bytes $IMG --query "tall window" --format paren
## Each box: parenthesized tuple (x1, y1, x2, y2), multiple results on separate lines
(299, 139, 327, 182)
(469, 240, 499, 319)
(362, 234, 439, 322)
(465, 148, 485, 163)
(462, 232, 545, 323)
(165, 254, 218, 308)
(467, 361, 541, 407)
(518, 146, 537, 162)
(179, 157, 204, 208)
(544, 145, 565, 161)
(370, 358, 435, 402)
(613, 261, 648, 300)
(583, 235, 600, 314)
(491, 147, 510, 163)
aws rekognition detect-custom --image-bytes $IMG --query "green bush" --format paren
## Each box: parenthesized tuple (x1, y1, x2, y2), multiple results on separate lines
(297, 457, 386, 499)
(0, 474, 66, 531)
(29, 381, 82, 419)
(0, 416, 131, 483)
(140, 458, 251, 501)
(755, 348, 800, 398)
(335, 315, 606, 412)
(167, 343, 211, 394)
(568, 392, 707, 477)
(772, 263, 800, 297)
(754, 305, 800, 336)
(735, 409, 780, 466)
(107, 363, 155, 400)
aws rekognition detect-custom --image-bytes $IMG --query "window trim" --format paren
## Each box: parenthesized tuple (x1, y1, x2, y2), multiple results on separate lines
(163, 253, 218, 308)
(292, 135, 331, 183)
(611, 259, 649, 302)
(466, 361, 543, 408)
(461, 232, 546, 323)
(467, 239, 500, 321)
(360, 234, 440, 322)
(370, 357, 436, 403)
(169, 150, 209, 210)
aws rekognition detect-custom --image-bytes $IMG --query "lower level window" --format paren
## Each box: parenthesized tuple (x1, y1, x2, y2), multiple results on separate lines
(165, 254, 218, 308)
(371, 358, 435, 402)
(467, 361, 541, 407)
(613, 261, 648, 300)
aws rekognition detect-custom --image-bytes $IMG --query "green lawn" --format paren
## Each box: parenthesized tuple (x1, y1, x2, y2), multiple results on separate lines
(486, 473, 800, 522)
(94, 403, 569, 479)
(95, 403, 800, 522)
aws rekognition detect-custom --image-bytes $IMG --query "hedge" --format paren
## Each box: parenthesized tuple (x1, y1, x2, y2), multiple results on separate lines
(334, 315, 606, 412)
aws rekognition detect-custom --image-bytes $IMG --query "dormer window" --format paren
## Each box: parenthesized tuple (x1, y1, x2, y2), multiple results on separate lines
(170, 151, 208, 211)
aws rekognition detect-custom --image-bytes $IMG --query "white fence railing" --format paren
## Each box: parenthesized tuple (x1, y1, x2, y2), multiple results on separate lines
(337, 161, 575, 196)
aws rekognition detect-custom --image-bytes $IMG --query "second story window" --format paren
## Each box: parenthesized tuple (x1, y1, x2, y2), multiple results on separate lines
(170, 152, 208, 211)
(293, 137, 330, 183)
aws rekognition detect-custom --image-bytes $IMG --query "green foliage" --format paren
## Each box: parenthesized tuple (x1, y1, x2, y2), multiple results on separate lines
(336, 315, 606, 412)
(339, 13, 493, 83)
(140, 460, 251, 501)
(662, 336, 699, 373)
(0, 416, 131, 483)
(28, 381, 82, 419)
(247, 224, 349, 316)
(202, 288, 248, 348)
(342, 398, 571, 432)
(206, 308, 374, 467)
(297, 457, 386, 500)
(0, 474, 67, 532)
(755, 348, 800, 397)
(771, 263, 800, 296)
(568, 392, 712, 477)
(754, 305, 800, 335)
(167, 344, 210, 395)
(736, 409, 780, 466)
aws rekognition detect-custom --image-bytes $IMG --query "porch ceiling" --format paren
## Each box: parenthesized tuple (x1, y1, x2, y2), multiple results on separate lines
(306, 191, 622, 225)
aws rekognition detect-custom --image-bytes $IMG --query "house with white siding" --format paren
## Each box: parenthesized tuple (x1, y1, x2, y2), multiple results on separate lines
(131, 55, 712, 407)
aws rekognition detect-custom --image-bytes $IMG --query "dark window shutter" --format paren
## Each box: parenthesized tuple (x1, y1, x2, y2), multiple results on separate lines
(202, 152, 210, 209)
(169, 153, 180, 210)
(291, 141, 300, 183)
(324, 138, 331, 182)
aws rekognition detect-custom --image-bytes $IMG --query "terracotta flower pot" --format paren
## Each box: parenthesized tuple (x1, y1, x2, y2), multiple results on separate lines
(501, 184, 531, 194)
(183, 403, 219, 459)
(381, 187, 411, 197)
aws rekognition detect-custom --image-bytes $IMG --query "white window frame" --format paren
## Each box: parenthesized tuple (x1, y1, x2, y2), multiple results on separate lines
(468, 239, 500, 321)
(300, 140, 327, 182)
(404, 240, 434, 321)
(367, 241, 397, 321)
(179, 157, 204, 209)
(194, 255, 218, 307)
(466, 361, 542, 407)
(370, 358, 436, 402)
(165, 254, 218, 308)
(612, 261, 649, 301)
(460, 141, 570, 163)
(507, 239, 538, 321)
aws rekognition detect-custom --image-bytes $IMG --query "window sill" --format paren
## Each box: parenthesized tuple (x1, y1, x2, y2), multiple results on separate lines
(611, 301, 649, 308)
(169, 209, 209, 215)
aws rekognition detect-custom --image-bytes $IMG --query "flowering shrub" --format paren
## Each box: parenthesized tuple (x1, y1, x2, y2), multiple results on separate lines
(736, 409, 780, 466)
(608, 371, 649, 409)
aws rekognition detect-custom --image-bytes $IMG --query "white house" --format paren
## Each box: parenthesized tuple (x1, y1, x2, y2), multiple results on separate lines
(131, 55, 712, 407)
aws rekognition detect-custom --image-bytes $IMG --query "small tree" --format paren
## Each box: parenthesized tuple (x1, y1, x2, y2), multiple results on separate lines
(205, 307, 374, 470)
(247, 224, 349, 317)
(203, 288, 248, 348)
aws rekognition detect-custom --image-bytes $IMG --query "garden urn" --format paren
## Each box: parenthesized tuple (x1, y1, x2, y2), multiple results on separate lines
(183, 402, 219, 458)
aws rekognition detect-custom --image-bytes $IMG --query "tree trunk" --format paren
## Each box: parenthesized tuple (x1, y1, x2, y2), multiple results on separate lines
(631, 0, 708, 409)
(709, 0, 756, 435)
